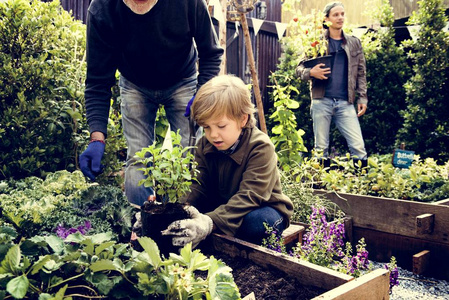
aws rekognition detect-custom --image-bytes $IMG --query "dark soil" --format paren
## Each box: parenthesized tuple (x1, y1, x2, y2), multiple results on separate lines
(210, 252, 327, 300)
(140, 201, 189, 257)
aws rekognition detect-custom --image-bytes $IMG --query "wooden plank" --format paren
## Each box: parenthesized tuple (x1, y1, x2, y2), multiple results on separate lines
(312, 268, 390, 300)
(352, 227, 449, 280)
(211, 233, 353, 291)
(282, 224, 304, 246)
(433, 198, 449, 206)
(416, 213, 434, 234)
(413, 250, 430, 275)
(314, 190, 449, 244)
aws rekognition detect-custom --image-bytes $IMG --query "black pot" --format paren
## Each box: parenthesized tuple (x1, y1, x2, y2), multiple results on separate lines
(303, 55, 333, 77)
(140, 201, 189, 257)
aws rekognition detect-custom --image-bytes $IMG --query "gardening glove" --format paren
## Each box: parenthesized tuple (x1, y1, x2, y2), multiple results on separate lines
(161, 206, 213, 248)
(79, 140, 105, 181)
(184, 95, 195, 117)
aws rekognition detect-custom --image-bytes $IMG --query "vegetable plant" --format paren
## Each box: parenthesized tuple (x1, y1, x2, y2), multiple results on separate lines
(0, 227, 240, 299)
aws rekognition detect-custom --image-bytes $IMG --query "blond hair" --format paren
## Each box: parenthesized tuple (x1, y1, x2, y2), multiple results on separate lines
(192, 74, 256, 128)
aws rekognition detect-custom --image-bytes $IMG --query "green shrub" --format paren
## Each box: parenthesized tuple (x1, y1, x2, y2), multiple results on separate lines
(359, 0, 411, 155)
(396, 0, 449, 162)
(0, 0, 87, 179)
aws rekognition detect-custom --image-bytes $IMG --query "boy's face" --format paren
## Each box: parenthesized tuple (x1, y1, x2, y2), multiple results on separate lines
(325, 5, 345, 30)
(202, 114, 248, 151)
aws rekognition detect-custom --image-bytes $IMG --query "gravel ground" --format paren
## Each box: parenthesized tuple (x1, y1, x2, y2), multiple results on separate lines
(371, 262, 449, 300)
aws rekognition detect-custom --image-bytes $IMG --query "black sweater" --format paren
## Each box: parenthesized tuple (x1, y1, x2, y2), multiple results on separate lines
(85, 0, 223, 135)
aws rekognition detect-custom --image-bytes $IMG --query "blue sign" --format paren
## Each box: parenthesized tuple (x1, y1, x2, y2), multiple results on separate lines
(392, 149, 415, 168)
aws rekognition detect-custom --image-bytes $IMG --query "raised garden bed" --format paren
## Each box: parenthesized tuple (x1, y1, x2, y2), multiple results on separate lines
(208, 233, 390, 300)
(314, 190, 449, 280)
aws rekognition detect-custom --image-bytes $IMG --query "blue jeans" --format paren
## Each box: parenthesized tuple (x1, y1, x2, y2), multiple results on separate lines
(119, 74, 197, 206)
(236, 206, 287, 245)
(311, 97, 367, 159)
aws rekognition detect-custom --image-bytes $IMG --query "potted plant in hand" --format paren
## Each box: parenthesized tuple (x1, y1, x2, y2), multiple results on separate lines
(290, 9, 333, 71)
(134, 130, 199, 256)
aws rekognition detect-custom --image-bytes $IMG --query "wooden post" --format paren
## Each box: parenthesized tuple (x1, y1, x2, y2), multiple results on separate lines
(218, 0, 227, 74)
(416, 213, 435, 234)
(413, 250, 431, 275)
(239, 13, 267, 134)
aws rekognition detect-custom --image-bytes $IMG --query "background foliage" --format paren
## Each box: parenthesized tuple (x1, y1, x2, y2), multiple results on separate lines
(359, 0, 411, 155)
(396, 0, 449, 162)
(0, 0, 87, 179)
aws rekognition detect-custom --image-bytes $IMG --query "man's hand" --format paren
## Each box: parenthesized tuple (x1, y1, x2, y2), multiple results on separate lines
(161, 206, 213, 248)
(357, 103, 367, 117)
(79, 136, 105, 181)
(310, 63, 331, 80)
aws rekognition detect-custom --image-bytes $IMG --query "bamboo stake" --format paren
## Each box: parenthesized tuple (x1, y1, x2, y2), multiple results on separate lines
(239, 13, 267, 134)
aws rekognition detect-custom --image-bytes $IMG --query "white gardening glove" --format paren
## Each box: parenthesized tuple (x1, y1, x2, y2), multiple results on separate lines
(161, 206, 213, 248)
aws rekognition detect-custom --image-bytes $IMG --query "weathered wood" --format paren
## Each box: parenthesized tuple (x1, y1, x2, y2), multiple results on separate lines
(416, 213, 434, 234)
(312, 268, 390, 300)
(413, 250, 431, 275)
(433, 198, 449, 206)
(239, 13, 267, 134)
(314, 190, 449, 245)
(352, 227, 449, 280)
(281, 224, 304, 246)
(211, 233, 353, 291)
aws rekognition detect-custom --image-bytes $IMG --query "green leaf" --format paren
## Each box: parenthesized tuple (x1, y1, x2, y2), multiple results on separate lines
(30, 255, 52, 275)
(6, 275, 29, 299)
(90, 259, 120, 272)
(0, 245, 20, 274)
(45, 235, 64, 255)
(95, 241, 116, 256)
(138, 237, 162, 269)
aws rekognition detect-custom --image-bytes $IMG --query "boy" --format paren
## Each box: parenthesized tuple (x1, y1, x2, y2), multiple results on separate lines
(162, 74, 293, 248)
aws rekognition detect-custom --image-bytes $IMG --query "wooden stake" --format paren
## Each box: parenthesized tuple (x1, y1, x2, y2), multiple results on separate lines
(239, 13, 267, 134)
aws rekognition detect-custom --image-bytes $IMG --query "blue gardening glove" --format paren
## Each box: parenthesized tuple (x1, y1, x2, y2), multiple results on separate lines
(161, 206, 213, 248)
(184, 95, 195, 117)
(79, 140, 105, 181)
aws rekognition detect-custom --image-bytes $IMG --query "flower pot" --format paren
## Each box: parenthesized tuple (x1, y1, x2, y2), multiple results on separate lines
(303, 55, 333, 77)
(141, 201, 189, 257)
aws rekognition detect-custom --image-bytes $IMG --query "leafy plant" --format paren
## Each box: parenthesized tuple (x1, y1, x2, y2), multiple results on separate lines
(269, 78, 307, 170)
(396, 0, 449, 162)
(0, 229, 240, 299)
(0, 170, 136, 242)
(280, 167, 339, 224)
(296, 154, 449, 202)
(284, 0, 329, 59)
(0, 0, 87, 179)
(134, 131, 199, 204)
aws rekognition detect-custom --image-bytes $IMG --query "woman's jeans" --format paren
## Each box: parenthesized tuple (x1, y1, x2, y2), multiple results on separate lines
(311, 97, 367, 160)
(119, 74, 197, 206)
(236, 206, 287, 245)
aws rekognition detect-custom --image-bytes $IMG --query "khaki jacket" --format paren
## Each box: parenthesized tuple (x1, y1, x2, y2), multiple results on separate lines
(183, 127, 293, 236)
(296, 30, 368, 105)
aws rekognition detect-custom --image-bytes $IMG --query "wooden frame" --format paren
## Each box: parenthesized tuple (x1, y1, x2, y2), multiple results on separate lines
(314, 190, 449, 279)
(211, 234, 390, 299)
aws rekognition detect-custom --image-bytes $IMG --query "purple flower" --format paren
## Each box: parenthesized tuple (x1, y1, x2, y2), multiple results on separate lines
(55, 220, 92, 239)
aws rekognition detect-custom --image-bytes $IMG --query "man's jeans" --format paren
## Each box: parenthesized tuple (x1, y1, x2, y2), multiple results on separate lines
(311, 97, 367, 159)
(119, 74, 197, 206)
(236, 206, 287, 245)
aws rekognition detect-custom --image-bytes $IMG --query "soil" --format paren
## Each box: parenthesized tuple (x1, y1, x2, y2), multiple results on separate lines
(209, 251, 327, 300)
(140, 201, 189, 257)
